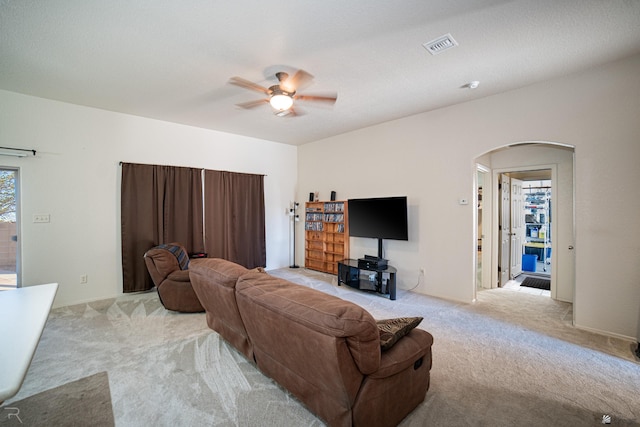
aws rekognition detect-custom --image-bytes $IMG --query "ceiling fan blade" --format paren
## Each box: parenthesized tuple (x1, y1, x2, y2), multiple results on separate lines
(287, 106, 305, 117)
(295, 107, 307, 116)
(229, 77, 270, 94)
(236, 99, 269, 109)
(294, 93, 337, 104)
(281, 69, 314, 92)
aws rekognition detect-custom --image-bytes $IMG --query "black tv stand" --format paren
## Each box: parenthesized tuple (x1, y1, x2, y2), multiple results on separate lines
(337, 259, 397, 300)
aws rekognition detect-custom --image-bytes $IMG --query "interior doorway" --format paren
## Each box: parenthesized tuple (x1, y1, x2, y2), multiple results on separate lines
(0, 168, 18, 289)
(520, 176, 552, 278)
(498, 170, 552, 294)
(474, 142, 575, 304)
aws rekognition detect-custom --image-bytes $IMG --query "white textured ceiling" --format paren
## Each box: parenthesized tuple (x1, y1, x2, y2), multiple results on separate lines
(1, 0, 640, 145)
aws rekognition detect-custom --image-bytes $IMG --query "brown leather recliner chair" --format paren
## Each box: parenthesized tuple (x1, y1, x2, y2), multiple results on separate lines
(144, 243, 204, 313)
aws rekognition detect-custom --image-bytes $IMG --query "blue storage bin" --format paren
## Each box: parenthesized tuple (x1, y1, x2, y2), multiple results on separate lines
(522, 254, 538, 272)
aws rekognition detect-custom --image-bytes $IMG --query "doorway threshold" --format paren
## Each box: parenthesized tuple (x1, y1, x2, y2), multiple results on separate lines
(520, 272, 550, 279)
(504, 275, 551, 297)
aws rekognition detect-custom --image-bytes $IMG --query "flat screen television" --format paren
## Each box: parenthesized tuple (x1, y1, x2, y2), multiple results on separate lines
(348, 196, 408, 259)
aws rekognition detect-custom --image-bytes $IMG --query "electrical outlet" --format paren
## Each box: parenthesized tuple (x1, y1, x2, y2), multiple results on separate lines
(80, 275, 88, 284)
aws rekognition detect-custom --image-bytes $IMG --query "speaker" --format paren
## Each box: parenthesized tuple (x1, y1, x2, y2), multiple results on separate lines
(330, 191, 336, 201)
(309, 192, 314, 202)
(339, 264, 359, 288)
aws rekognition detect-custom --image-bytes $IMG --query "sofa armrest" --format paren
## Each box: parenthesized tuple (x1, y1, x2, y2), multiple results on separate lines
(167, 269, 191, 282)
(352, 328, 433, 426)
(368, 328, 433, 379)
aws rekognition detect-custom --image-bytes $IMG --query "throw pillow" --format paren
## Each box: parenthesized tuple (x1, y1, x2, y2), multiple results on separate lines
(376, 317, 423, 351)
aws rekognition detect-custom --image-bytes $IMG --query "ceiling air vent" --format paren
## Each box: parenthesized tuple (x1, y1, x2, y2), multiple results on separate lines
(423, 33, 458, 55)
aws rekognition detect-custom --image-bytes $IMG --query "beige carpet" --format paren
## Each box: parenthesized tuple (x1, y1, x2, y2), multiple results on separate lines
(3, 268, 639, 426)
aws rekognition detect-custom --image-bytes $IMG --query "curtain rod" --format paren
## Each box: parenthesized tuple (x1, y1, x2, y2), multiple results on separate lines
(0, 147, 36, 157)
(119, 161, 266, 176)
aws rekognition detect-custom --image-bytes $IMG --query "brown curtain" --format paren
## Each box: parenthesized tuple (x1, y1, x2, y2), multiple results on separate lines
(121, 163, 203, 293)
(204, 170, 266, 268)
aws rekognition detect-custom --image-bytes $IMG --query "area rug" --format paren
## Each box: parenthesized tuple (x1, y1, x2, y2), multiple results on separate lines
(521, 276, 551, 290)
(0, 372, 114, 426)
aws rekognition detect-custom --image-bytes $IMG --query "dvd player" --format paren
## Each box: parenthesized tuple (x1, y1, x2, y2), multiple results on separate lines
(358, 255, 388, 270)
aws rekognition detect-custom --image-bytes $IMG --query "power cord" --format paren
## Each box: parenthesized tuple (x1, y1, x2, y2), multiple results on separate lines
(403, 271, 422, 291)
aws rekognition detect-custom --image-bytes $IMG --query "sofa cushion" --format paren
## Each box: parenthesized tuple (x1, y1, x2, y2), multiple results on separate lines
(377, 317, 423, 351)
(167, 269, 191, 282)
(189, 258, 254, 359)
(236, 270, 381, 374)
(190, 258, 250, 288)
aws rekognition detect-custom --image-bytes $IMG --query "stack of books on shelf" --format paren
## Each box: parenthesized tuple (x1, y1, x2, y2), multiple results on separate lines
(323, 213, 344, 223)
(305, 222, 324, 231)
(306, 212, 323, 222)
(323, 202, 344, 212)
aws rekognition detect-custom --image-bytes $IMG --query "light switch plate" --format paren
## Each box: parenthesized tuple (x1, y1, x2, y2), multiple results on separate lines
(33, 214, 50, 223)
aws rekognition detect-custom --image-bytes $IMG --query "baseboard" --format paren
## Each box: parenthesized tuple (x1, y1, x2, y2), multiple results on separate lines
(573, 323, 636, 343)
(52, 289, 155, 309)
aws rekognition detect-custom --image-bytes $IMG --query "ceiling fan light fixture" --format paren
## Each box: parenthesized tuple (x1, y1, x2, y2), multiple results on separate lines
(270, 93, 294, 111)
(274, 109, 292, 117)
(230, 70, 335, 117)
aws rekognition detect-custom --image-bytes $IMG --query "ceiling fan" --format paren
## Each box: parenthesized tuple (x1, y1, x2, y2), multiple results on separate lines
(229, 70, 337, 117)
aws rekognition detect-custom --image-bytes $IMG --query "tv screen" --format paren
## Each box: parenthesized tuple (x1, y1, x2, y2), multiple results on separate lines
(348, 196, 409, 241)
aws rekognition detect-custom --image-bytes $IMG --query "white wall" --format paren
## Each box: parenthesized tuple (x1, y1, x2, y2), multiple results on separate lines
(0, 90, 297, 307)
(298, 54, 640, 340)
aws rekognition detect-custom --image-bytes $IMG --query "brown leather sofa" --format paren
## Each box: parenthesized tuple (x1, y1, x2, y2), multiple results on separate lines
(190, 258, 433, 427)
(189, 258, 253, 359)
(144, 243, 204, 313)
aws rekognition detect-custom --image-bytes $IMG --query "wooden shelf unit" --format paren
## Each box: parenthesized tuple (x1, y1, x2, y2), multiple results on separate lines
(304, 201, 349, 274)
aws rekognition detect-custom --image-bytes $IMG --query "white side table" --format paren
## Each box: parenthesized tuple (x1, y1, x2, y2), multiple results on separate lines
(0, 283, 58, 403)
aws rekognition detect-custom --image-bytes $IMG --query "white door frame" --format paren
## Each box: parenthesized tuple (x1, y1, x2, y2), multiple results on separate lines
(491, 164, 558, 297)
(0, 166, 20, 288)
(475, 164, 492, 293)
(498, 173, 511, 287)
(510, 178, 524, 279)
(15, 167, 21, 288)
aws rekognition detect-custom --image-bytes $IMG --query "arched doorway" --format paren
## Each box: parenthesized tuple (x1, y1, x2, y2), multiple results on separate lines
(474, 142, 575, 304)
